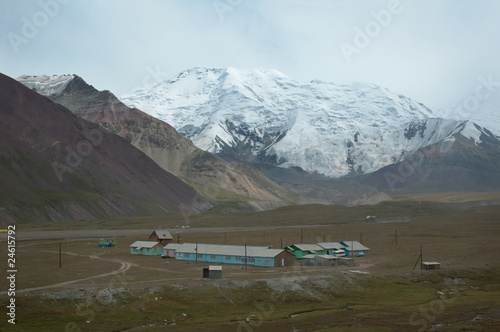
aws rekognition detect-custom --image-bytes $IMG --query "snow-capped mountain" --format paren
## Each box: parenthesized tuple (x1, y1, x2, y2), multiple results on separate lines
(120, 67, 494, 178)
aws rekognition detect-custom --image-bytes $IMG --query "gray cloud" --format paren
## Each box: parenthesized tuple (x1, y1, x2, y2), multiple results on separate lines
(1, 0, 499, 117)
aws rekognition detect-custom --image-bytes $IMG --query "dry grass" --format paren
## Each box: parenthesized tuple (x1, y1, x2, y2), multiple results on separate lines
(1, 201, 500, 331)
(390, 191, 500, 203)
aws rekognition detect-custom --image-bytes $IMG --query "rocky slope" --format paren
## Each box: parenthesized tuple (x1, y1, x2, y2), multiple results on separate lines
(0, 73, 211, 223)
(363, 125, 500, 192)
(18, 75, 295, 207)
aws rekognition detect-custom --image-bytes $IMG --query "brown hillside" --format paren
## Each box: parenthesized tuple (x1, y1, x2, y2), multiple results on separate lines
(0, 73, 210, 223)
(48, 76, 294, 206)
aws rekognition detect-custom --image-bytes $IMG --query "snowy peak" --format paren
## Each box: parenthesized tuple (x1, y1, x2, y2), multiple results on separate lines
(17, 74, 74, 97)
(121, 66, 438, 134)
(17, 68, 498, 181)
(120, 67, 475, 178)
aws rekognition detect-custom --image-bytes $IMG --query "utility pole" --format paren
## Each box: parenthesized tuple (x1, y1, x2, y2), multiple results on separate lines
(245, 243, 248, 270)
(412, 245, 423, 270)
(301, 229, 303, 243)
(59, 242, 62, 269)
(391, 229, 398, 246)
(177, 234, 180, 244)
(420, 245, 423, 270)
(195, 243, 198, 262)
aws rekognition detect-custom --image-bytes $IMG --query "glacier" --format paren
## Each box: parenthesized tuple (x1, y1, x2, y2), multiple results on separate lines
(120, 67, 493, 178)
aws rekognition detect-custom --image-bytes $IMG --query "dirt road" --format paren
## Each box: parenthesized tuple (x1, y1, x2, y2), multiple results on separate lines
(0, 250, 134, 295)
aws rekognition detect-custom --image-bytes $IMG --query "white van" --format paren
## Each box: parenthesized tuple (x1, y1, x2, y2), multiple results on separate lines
(333, 250, 345, 257)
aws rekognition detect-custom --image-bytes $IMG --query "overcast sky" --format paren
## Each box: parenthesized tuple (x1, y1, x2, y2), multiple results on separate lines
(1, 0, 499, 122)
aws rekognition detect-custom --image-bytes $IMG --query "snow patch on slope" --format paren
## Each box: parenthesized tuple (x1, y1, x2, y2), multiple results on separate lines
(460, 121, 483, 144)
(17, 74, 74, 97)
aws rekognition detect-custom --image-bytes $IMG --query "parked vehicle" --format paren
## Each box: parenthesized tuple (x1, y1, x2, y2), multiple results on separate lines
(333, 250, 345, 257)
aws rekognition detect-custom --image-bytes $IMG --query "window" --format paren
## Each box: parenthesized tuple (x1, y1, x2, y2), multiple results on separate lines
(235, 256, 241, 261)
(197, 254, 203, 258)
(211, 254, 216, 259)
(184, 253, 189, 257)
(265, 259, 271, 264)
(225, 255, 232, 260)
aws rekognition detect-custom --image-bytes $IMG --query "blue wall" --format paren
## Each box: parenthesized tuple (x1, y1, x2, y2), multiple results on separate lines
(130, 247, 162, 256)
(175, 252, 275, 267)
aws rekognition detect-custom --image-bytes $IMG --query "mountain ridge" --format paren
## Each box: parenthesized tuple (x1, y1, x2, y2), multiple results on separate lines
(17, 73, 298, 208)
(17, 68, 500, 201)
(119, 67, 496, 179)
(0, 72, 211, 223)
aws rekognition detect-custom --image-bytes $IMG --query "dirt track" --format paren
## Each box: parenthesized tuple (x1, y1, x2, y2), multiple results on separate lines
(0, 250, 134, 295)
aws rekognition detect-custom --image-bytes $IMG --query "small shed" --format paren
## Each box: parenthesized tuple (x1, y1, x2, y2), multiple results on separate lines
(275, 250, 296, 267)
(162, 243, 183, 258)
(203, 265, 222, 279)
(422, 261, 441, 270)
(98, 238, 116, 247)
(130, 241, 164, 256)
(149, 229, 173, 245)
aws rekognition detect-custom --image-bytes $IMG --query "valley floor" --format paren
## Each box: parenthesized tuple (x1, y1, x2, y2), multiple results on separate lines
(1, 202, 500, 331)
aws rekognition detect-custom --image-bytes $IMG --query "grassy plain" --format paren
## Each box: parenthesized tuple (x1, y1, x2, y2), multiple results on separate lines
(1, 195, 500, 331)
